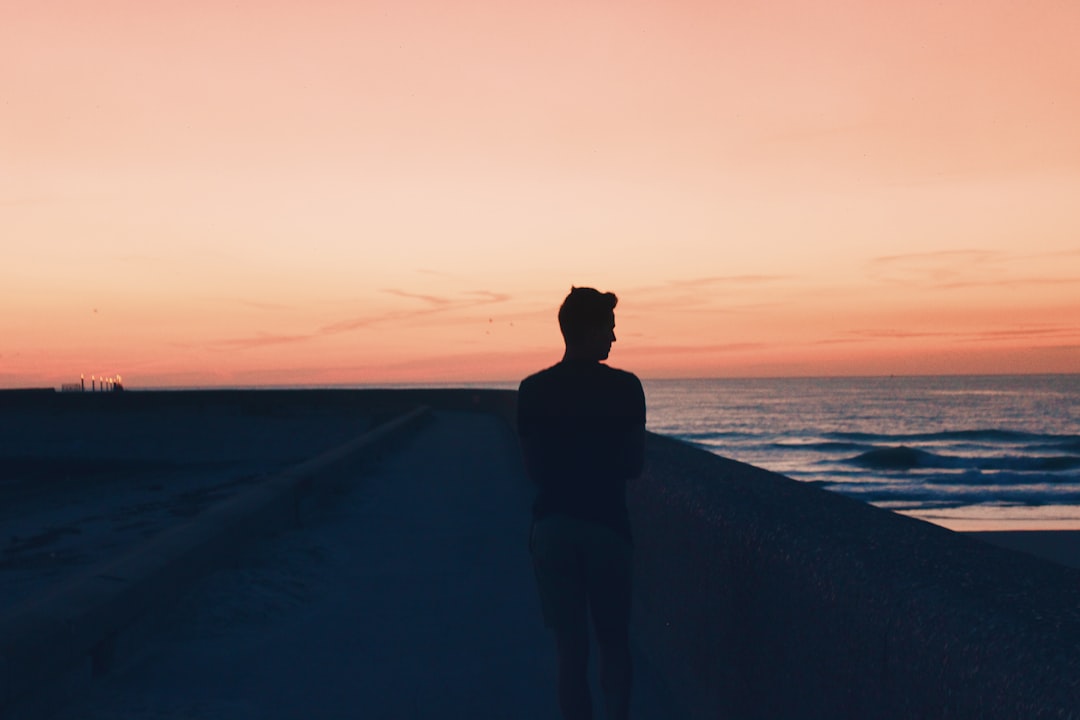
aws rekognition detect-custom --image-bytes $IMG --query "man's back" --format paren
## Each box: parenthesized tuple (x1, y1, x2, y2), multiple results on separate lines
(517, 360, 645, 537)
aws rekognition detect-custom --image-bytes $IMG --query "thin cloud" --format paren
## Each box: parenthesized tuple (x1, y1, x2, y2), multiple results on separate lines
(867, 249, 1080, 290)
(1028, 247, 1080, 261)
(849, 329, 966, 340)
(415, 268, 463, 279)
(317, 304, 456, 335)
(936, 276, 1080, 290)
(318, 310, 413, 335)
(635, 275, 790, 294)
(212, 332, 315, 350)
(664, 275, 790, 288)
(224, 298, 293, 311)
(463, 290, 511, 303)
(871, 249, 998, 266)
(869, 249, 998, 286)
(381, 288, 510, 307)
(845, 326, 1080, 343)
(958, 327, 1080, 343)
(381, 289, 454, 306)
(808, 336, 875, 346)
(323, 289, 510, 334)
(621, 276, 790, 315)
(622, 342, 769, 356)
(215, 288, 512, 349)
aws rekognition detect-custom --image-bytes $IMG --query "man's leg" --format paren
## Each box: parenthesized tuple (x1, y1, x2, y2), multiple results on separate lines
(531, 516, 593, 720)
(555, 625, 593, 720)
(585, 524, 634, 720)
(595, 626, 631, 720)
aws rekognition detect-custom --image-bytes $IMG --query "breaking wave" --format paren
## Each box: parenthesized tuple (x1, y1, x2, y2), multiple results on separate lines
(843, 446, 1080, 472)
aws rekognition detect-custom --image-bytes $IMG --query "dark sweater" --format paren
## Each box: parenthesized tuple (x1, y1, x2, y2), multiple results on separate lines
(517, 360, 646, 538)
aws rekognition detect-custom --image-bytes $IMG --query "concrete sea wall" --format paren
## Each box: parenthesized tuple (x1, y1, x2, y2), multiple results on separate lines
(629, 432, 1080, 719)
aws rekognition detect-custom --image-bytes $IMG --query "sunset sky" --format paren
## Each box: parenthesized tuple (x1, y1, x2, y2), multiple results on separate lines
(3, 0, 1078, 387)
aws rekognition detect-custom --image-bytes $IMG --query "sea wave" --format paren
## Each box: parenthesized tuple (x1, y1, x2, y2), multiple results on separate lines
(841, 446, 1080, 472)
(1044, 439, 1080, 454)
(770, 441, 871, 453)
(920, 471, 1080, 486)
(825, 429, 1078, 444)
(825, 483, 1080, 507)
(668, 430, 756, 442)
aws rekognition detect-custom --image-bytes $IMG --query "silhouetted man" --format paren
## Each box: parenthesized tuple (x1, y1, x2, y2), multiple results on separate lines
(517, 287, 646, 720)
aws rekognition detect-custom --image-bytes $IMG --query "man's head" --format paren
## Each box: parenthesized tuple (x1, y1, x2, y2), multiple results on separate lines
(559, 286, 618, 362)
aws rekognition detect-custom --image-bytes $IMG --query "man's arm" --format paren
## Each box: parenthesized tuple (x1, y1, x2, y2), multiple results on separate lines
(518, 434, 547, 487)
(614, 375, 646, 479)
(626, 423, 646, 478)
(516, 380, 545, 486)
(609, 421, 645, 481)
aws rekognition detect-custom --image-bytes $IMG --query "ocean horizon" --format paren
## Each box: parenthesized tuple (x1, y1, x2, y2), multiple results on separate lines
(110, 371, 1080, 394)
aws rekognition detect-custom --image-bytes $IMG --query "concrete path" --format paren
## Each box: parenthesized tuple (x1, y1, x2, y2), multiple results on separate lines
(56, 411, 681, 719)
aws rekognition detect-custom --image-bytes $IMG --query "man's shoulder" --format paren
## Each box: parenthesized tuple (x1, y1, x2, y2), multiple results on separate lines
(518, 364, 643, 416)
(589, 364, 644, 399)
(599, 363, 642, 386)
(520, 362, 640, 390)
(518, 363, 560, 392)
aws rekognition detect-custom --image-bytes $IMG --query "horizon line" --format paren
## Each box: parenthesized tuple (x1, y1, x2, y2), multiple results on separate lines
(5, 370, 1079, 393)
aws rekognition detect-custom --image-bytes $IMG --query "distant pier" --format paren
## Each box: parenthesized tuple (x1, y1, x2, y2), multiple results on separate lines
(59, 374, 124, 392)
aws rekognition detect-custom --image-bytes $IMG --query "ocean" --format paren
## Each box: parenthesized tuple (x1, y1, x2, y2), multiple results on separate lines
(642, 375, 1080, 531)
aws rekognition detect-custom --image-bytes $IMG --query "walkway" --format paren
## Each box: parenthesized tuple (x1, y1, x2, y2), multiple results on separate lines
(56, 410, 682, 719)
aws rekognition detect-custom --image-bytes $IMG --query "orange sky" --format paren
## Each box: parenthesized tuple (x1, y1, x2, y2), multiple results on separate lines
(2, 0, 1078, 387)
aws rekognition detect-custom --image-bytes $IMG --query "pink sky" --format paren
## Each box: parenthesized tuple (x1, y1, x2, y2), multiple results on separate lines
(2, 0, 1078, 387)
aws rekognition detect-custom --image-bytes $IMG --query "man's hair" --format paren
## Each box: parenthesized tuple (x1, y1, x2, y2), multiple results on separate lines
(558, 286, 617, 344)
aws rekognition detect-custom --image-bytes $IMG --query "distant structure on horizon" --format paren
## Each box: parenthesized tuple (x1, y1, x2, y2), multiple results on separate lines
(61, 374, 124, 392)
